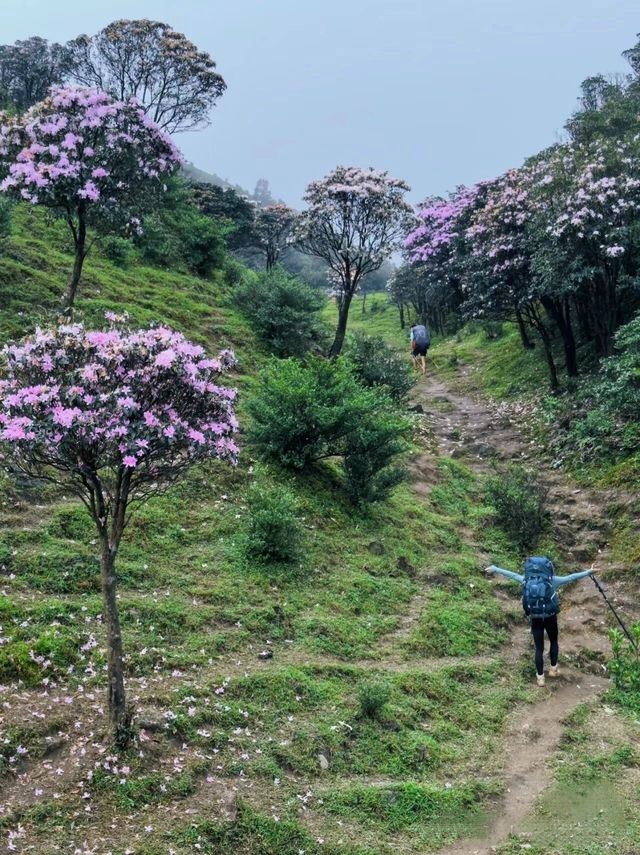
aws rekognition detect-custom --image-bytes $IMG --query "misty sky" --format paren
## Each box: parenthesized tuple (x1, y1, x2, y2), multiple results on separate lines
(2, 0, 639, 206)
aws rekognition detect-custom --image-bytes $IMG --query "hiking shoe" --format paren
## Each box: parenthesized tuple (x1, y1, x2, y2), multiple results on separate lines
(536, 673, 545, 687)
(549, 664, 559, 678)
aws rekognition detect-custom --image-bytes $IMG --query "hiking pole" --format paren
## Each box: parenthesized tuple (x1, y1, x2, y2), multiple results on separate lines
(591, 574, 638, 652)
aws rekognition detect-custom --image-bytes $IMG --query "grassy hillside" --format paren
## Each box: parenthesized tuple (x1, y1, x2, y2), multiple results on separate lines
(1, 216, 638, 854)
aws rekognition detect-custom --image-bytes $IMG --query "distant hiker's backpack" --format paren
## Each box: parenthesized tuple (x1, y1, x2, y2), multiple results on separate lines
(412, 325, 430, 349)
(522, 556, 559, 618)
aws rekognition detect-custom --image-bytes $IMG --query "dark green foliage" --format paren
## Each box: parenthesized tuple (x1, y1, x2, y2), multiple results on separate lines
(486, 464, 547, 550)
(135, 176, 226, 277)
(191, 182, 256, 249)
(247, 357, 410, 504)
(543, 313, 640, 463)
(234, 268, 327, 357)
(357, 679, 391, 719)
(596, 313, 640, 421)
(247, 357, 363, 469)
(246, 484, 305, 564)
(345, 332, 416, 402)
(342, 407, 408, 505)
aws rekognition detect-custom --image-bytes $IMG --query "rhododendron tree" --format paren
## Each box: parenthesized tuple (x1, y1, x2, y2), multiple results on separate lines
(533, 138, 640, 356)
(0, 85, 182, 310)
(403, 184, 488, 334)
(65, 19, 226, 133)
(0, 318, 238, 744)
(296, 166, 413, 356)
(249, 204, 297, 271)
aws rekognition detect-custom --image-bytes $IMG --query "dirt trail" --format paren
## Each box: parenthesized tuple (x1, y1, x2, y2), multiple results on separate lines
(412, 371, 630, 855)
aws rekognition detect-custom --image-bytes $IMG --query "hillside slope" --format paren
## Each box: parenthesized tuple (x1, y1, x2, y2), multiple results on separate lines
(0, 219, 638, 854)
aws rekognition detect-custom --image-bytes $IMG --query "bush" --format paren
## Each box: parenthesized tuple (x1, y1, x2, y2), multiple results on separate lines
(247, 357, 363, 469)
(135, 175, 226, 277)
(596, 313, 640, 421)
(247, 357, 410, 504)
(101, 235, 134, 268)
(234, 268, 327, 357)
(609, 626, 640, 713)
(547, 314, 640, 464)
(486, 464, 547, 549)
(345, 332, 416, 403)
(343, 410, 408, 505)
(246, 484, 305, 564)
(357, 680, 391, 719)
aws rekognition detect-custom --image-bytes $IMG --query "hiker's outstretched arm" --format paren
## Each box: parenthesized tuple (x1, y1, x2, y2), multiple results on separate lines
(553, 569, 593, 588)
(487, 565, 524, 583)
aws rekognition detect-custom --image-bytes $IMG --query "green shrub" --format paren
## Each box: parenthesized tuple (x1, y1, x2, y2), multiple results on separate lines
(247, 357, 363, 469)
(135, 175, 226, 277)
(357, 679, 391, 719)
(101, 235, 134, 268)
(486, 464, 547, 549)
(345, 332, 416, 402)
(246, 484, 305, 564)
(343, 409, 408, 505)
(608, 626, 640, 713)
(597, 313, 640, 420)
(247, 357, 410, 504)
(234, 268, 327, 357)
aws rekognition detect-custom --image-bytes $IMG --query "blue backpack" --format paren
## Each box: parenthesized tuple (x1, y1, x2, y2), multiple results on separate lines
(522, 556, 559, 618)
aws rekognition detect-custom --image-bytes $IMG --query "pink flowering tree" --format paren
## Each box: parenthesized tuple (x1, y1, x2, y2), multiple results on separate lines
(0, 318, 238, 744)
(403, 184, 488, 332)
(249, 203, 298, 271)
(0, 85, 182, 311)
(295, 166, 413, 356)
(534, 138, 640, 356)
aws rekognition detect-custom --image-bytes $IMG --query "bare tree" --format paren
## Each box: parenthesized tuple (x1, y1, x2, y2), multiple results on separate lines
(65, 19, 226, 133)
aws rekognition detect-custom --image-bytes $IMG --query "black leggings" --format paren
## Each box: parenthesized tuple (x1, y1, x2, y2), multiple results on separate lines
(530, 615, 559, 676)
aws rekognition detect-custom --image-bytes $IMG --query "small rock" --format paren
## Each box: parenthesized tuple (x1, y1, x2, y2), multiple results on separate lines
(317, 753, 330, 771)
(408, 404, 424, 414)
(367, 541, 385, 556)
(258, 650, 273, 660)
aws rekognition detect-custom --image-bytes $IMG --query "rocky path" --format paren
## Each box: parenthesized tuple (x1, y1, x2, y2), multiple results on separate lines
(414, 371, 634, 855)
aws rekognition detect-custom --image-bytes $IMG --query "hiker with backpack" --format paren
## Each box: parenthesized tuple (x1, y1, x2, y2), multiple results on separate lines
(410, 323, 430, 375)
(484, 557, 593, 685)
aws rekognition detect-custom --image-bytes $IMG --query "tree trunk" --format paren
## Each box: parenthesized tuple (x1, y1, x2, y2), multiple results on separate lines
(100, 537, 128, 746)
(523, 305, 559, 391)
(399, 303, 405, 329)
(64, 212, 87, 313)
(541, 296, 578, 377)
(329, 290, 354, 357)
(515, 308, 535, 350)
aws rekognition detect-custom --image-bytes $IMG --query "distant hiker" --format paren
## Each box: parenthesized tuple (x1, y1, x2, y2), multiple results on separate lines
(410, 323, 430, 375)
(484, 557, 593, 686)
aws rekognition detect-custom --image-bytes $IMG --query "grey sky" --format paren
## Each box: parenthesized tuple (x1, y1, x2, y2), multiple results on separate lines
(2, 0, 638, 206)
